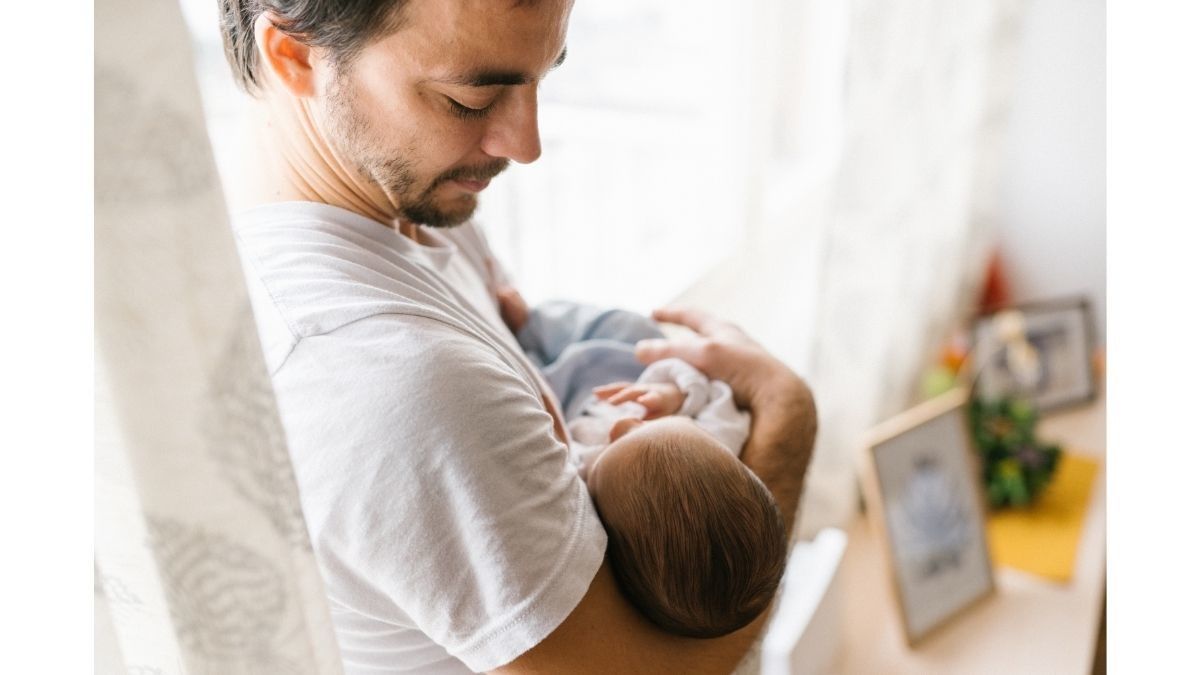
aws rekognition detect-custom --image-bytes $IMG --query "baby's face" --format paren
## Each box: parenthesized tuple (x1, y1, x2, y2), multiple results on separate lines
(586, 416, 742, 498)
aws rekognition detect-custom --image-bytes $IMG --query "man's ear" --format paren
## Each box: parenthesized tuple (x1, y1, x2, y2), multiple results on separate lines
(254, 12, 316, 97)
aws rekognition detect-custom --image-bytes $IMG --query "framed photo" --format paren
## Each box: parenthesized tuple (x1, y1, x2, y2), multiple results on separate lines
(971, 297, 1098, 412)
(858, 389, 995, 645)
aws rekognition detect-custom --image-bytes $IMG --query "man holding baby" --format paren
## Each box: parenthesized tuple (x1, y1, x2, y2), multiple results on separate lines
(220, 0, 817, 673)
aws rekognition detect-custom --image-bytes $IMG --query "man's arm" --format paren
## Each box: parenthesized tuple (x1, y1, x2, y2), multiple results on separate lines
(493, 307, 817, 674)
(635, 306, 817, 533)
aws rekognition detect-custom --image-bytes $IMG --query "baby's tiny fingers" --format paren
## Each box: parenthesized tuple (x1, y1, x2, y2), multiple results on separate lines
(593, 382, 633, 398)
(606, 387, 646, 405)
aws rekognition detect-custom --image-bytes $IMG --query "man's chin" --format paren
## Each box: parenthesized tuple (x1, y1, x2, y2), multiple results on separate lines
(402, 192, 478, 229)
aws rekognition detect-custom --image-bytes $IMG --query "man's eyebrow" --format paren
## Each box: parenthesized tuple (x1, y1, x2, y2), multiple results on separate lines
(438, 46, 568, 88)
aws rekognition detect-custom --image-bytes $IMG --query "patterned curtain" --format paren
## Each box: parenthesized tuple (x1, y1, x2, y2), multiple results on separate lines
(94, 0, 342, 672)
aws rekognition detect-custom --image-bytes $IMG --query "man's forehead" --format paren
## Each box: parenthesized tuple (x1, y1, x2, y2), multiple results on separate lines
(433, 47, 568, 87)
(394, 0, 572, 86)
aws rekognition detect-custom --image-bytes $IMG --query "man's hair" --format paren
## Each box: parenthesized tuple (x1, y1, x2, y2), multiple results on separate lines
(593, 436, 789, 639)
(218, 0, 409, 93)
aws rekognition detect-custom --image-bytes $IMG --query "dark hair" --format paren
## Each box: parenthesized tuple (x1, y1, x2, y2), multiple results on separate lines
(218, 0, 409, 93)
(594, 438, 789, 639)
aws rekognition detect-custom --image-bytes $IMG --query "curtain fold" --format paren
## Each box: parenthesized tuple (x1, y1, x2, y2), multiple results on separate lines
(802, 0, 1024, 533)
(95, 0, 342, 672)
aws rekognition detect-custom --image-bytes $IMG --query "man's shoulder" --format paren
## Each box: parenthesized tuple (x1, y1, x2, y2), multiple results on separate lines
(283, 311, 526, 394)
(231, 203, 496, 353)
(275, 315, 561, 518)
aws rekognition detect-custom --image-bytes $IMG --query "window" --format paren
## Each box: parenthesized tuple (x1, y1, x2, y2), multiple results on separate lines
(178, 0, 825, 314)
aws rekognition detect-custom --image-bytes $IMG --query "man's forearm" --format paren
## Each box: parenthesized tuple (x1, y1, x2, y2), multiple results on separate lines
(740, 373, 818, 535)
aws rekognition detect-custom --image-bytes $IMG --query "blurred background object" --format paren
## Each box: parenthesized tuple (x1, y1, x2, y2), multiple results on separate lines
(995, 0, 1106, 342)
(761, 528, 849, 675)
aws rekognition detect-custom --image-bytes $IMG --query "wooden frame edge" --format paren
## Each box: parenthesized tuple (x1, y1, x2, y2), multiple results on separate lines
(857, 388, 997, 647)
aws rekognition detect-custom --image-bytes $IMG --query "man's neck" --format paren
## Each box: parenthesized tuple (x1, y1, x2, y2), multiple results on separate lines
(231, 83, 408, 233)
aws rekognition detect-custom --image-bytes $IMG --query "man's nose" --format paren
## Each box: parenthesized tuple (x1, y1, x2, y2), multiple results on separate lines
(481, 87, 542, 164)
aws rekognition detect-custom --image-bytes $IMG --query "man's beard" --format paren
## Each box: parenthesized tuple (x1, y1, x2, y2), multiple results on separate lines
(401, 159, 509, 227)
(326, 78, 508, 228)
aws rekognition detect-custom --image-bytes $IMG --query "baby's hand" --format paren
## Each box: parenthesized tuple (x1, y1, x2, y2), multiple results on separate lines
(592, 381, 686, 420)
(496, 285, 529, 335)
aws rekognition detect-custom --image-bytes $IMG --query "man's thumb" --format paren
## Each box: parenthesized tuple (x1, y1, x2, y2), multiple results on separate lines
(636, 337, 707, 366)
(634, 339, 671, 364)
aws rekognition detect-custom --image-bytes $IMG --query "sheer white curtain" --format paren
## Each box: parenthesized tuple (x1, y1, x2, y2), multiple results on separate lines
(677, 0, 1025, 537)
(800, 0, 1023, 533)
(95, 0, 341, 672)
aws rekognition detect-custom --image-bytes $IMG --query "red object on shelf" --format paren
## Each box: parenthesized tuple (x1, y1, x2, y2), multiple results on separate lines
(979, 250, 1012, 312)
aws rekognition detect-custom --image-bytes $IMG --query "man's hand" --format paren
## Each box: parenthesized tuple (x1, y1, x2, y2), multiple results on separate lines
(592, 381, 686, 419)
(634, 306, 817, 533)
(634, 307, 806, 412)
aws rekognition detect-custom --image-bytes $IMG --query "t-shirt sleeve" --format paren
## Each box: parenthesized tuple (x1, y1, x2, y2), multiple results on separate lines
(272, 314, 607, 672)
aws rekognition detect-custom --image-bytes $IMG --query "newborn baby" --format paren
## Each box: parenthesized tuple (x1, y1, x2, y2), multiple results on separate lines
(585, 389, 788, 638)
(498, 290, 788, 638)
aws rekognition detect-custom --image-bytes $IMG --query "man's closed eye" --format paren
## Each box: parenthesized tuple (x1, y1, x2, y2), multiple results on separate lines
(448, 97, 496, 120)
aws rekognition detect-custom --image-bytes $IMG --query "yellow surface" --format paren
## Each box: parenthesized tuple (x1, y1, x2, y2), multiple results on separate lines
(986, 452, 1101, 583)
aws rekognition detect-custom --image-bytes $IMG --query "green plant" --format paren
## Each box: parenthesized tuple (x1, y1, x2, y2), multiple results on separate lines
(969, 397, 1062, 509)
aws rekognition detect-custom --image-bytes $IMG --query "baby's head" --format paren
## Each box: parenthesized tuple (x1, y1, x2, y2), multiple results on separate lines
(587, 416, 788, 638)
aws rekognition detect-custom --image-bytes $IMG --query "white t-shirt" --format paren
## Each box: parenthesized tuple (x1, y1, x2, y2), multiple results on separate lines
(232, 202, 607, 674)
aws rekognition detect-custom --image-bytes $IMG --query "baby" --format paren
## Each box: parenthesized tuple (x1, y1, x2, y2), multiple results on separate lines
(498, 289, 788, 638)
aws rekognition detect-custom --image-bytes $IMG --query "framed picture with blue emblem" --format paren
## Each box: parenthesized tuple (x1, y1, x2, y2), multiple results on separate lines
(858, 388, 996, 646)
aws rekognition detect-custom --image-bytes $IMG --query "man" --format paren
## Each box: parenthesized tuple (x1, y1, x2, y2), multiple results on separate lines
(220, 0, 817, 672)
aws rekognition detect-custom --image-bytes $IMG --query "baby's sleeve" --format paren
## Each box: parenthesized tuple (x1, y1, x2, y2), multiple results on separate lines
(694, 379, 753, 456)
(637, 357, 710, 417)
(638, 358, 752, 455)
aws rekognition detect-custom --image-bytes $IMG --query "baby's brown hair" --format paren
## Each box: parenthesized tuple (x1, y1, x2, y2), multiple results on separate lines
(592, 431, 788, 638)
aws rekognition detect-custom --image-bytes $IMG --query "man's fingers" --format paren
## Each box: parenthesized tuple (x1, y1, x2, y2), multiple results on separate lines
(650, 306, 726, 337)
(634, 335, 708, 368)
(633, 339, 667, 364)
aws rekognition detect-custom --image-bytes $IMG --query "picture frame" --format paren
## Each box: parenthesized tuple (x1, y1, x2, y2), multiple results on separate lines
(971, 296, 1098, 413)
(858, 389, 996, 646)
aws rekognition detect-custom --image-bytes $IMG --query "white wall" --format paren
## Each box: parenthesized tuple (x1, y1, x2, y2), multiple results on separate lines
(996, 0, 1106, 341)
